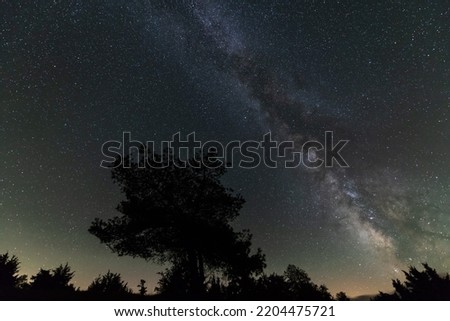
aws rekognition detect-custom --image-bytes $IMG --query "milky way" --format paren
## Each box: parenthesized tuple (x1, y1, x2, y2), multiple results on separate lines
(172, 1, 450, 292)
(1, 1, 449, 296)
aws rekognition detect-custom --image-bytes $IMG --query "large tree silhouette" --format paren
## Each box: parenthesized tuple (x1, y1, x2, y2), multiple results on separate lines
(89, 150, 265, 297)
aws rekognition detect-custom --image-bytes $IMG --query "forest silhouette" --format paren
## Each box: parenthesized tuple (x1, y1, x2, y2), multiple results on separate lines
(1, 150, 448, 300)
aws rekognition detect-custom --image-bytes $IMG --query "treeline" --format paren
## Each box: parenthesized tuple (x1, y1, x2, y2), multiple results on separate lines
(0, 253, 138, 300)
(2, 252, 450, 300)
(0, 252, 343, 300)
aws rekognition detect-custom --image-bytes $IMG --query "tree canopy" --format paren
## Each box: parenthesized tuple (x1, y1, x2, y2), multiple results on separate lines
(253, 264, 333, 300)
(375, 263, 450, 300)
(0, 253, 27, 297)
(87, 271, 131, 298)
(89, 150, 265, 296)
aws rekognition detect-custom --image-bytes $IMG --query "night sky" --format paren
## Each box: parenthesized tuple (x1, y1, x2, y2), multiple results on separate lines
(1, 1, 449, 296)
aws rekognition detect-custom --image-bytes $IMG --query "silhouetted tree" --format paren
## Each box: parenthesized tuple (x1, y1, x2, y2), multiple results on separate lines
(87, 271, 131, 298)
(374, 263, 450, 300)
(137, 279, 147, 296)
(253, 265, 332, 300)
(335, 291, 350, 301)
(89, 150, 264, 297)
(0, 253, 27, 297)
(223, 230, 266, 297)
(155, 263, 191, 298)
(256, 273, 291, 299)
(29, 263, 75, 298)
(284, 264, 332, 300)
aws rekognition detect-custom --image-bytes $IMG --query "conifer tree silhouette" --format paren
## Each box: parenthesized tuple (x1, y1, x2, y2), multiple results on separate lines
(29, 263, 75, 299)
(89, 150, 265, 297)
(375, 263, 450, 300)
(0, 252, 27, 297)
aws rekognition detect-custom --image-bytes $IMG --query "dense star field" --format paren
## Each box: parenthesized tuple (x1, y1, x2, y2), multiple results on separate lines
(1, 1, 449, 297)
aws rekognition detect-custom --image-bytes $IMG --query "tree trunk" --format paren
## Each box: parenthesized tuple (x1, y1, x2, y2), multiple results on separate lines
(187, 250, 204, 297)
(198, 252, 205, 286)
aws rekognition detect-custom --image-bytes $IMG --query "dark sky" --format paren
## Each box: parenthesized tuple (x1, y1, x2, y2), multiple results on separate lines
(1, 1, 449, 296)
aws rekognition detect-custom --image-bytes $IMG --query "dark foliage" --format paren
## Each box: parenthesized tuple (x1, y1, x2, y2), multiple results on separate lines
(89, 150, 265, 297)
(0, 253, 27, 298)
(187, 264, 333, 300)
(374, 263, 450, 300)
(155, 264, 191, 299)
(2, 248, 450, 301)
(87, 271, 131, 299)
(335, 291, 350, 301)
(28, 263, 76, 299)
(137, 279, 147, 296)
(251, 265, 333, 300)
